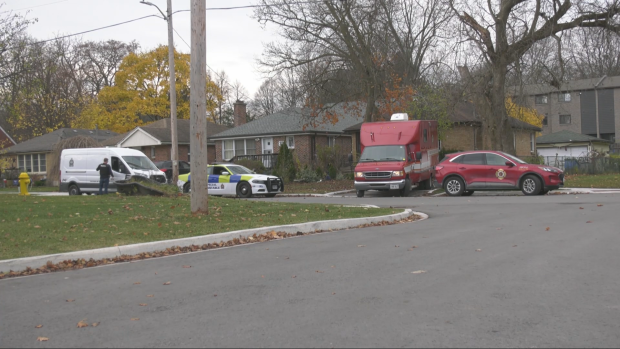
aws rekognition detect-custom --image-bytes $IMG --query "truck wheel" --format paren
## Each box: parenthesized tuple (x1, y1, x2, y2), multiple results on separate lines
(356, 190, 365, 197)
(444, 177, 464, 196)
(399, 179, 410, 197)
(237, 182, 252, 198)
(521, 175, 541, 196)
(68, 185, 81, 196)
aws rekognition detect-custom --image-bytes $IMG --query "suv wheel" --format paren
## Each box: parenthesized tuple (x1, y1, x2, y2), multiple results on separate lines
(521, 175, 541, 196)
(444, 177, 465, 196)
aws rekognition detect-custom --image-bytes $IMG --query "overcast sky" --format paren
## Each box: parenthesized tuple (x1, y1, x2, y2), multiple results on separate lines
(3, 0, 278, 98)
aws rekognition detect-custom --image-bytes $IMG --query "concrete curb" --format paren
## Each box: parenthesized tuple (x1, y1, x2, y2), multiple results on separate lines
(0, 209, 426, 273)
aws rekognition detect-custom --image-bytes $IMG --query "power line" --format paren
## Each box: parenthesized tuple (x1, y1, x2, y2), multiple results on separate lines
(0, 0, 71, 14)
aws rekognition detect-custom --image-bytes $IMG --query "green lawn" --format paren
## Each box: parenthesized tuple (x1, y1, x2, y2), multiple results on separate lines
(0, 195, 394, 260)
(0, 186, 58, 192)
(564, 174, 620, 188)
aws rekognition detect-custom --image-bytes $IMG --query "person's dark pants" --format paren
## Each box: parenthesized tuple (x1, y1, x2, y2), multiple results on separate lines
(99, 177, 110, 195)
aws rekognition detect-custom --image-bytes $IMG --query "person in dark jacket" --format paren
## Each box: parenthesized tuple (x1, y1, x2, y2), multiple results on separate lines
(96, 158, 114, 194)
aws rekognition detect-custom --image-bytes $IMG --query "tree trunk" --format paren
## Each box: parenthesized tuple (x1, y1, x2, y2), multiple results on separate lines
(477, 64, 516, 154)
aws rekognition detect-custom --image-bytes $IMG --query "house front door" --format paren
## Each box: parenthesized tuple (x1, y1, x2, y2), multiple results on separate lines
(262, 138, 274, 168)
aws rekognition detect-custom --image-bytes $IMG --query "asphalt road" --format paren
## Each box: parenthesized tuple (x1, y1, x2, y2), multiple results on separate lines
(1, 193, 620, 348)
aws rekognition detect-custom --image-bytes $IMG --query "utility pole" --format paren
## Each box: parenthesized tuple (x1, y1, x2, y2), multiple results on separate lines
(190, 0, 209, 214)
(167, 0, 179, 184)
(140, 0, 179, 184)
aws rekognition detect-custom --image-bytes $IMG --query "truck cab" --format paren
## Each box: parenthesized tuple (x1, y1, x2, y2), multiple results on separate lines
(354, 113, 439, 197)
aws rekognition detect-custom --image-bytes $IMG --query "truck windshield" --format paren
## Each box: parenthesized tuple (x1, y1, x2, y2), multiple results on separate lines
(122, 156, 159, 171)
(359, 145, 406, 162)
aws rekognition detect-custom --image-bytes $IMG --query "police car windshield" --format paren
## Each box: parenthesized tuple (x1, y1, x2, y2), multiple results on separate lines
(225, 165, 254, 174)
(359, 145, 406, 162)
(499, 152, 527, 164)
(122, 156, 159, 171)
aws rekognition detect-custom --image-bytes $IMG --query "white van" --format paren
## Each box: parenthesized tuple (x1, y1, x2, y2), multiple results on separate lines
(59, 147, 166, 195)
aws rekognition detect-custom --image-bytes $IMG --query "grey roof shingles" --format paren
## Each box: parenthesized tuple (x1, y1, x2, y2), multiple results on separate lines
(101, 119, 231, 146)
(3, 128, 119, 154)
(211, 104, 366, 139)
(536, 130, 611, 144)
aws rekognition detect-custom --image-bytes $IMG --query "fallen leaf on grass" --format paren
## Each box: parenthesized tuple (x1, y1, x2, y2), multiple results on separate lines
(77, 320, 89, 328)
(37, 337, 49, 342)
(411, 270, 426, 274)
(133, 282, 141, 285)
(597, 204, 603, 207)
(147, 295, 154, 298)
(66, 299, 75, 302)
(357, 245, 365, 247)
(35, 325, 43, 328)
(182, 265, 192, 268)
(131, 318, 140, 321)
(332, 292, 336, 295)
(513, 245, 518, 247)
(92, 322, 99, 327)
(579, 207, 584, 209)
(586, 221, 593, 223)
(34, 225, 41, 228)
(292, 275, 296, 278)
(316, 270, 324, 273)
(163, 282, 171, 285)
(139, 303, 147, 306)
(476, 249, 482, 252)
(545, 227, 550, 231)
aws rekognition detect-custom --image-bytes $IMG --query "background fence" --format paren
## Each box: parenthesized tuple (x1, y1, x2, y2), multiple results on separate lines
(538, 156, 620, 174)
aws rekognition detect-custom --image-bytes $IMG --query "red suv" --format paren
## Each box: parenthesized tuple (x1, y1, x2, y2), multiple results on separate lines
(434, 151, 564, 196)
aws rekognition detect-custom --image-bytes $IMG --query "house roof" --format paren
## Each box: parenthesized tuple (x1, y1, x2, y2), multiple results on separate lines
(536, 130, 611, 144)
(508, 75, 620, 95)
(342, 102, 541, 132)
(101, 119, 231, 146)
(211, 103, 366, 139)
(3, 128, 119, 154)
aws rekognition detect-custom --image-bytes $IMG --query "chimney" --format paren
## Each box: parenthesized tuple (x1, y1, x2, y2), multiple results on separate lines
(234, 100, 247, 127)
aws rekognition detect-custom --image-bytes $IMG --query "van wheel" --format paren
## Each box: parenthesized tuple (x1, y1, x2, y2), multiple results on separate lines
(68, 185, 81, 196)
(521, 175, 541, 196)
(237, 182, 252, 198)
(444, 177, 464, 196)
(356, 190, 365, 198)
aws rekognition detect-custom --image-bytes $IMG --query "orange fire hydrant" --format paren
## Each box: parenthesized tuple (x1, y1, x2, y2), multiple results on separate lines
(18, 172, 30, 196)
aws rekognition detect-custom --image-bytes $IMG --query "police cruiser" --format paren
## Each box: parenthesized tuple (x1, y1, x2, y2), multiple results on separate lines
(177, 163, 284, 198)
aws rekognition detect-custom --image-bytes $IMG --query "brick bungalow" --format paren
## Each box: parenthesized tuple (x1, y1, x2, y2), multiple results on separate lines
(1, 128, 118, 182)
(210, 102, 362, 167)
(101, 118, 231, 163)
(344, 102, 541, 159)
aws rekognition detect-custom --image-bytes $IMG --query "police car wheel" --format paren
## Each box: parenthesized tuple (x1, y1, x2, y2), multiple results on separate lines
(237, 182, 252, 198)
(183, 183, 190, 194)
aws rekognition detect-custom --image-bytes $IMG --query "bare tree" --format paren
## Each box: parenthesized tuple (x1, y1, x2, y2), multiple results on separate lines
(451, 0, 620, 153)
(252, 78, 280, 118)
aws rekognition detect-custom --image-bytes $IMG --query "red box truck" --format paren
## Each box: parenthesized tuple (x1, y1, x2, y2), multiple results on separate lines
(354, 113, 439, 197)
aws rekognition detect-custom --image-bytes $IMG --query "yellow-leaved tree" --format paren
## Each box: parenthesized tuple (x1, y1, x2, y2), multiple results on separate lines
(73, 46, 222, 133)
(505, 97, 544, 128)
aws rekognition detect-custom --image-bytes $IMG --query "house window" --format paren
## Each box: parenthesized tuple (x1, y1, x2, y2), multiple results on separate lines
(246, 140, 256, 155)
(530, 133, 535, 153)
(150, 146, 155, 159)
(542, 115, 548, 126)
(286, 136, 295, 149)
(473, 128, 477, 150)
(235, 139, 245, 156)
(535, 95, 548, 104)
(223, 140, 234, 160)
(558, 92, 571, 102)
(18, 154, 46, 173)
(559, 114, 571, 124)
(328, 136, 336, 147)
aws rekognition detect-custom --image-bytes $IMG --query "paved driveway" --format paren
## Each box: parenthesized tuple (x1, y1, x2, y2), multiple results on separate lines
(1, 194, 619, 347)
